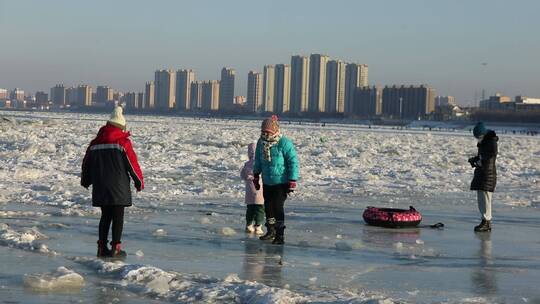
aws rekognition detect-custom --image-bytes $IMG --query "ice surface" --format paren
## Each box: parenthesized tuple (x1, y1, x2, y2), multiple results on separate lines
(0, 111, 539, 303)
(23, 266, 85, 291)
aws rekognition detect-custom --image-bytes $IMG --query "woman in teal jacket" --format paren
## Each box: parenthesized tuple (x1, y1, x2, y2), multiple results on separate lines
(253, 115, 299, 245)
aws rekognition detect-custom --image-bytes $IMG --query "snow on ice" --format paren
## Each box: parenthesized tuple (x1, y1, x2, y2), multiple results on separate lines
(23, 267, 85, 291)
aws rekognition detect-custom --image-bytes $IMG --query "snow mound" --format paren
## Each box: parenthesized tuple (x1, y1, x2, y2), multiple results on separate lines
(0, 224, 56, 254)
(73, 257, 393, 303)
(23, 267, 85, 291)
(220, 227, 237, 236)
(153, 229, 167, 237)
(199, 217, 212, 225)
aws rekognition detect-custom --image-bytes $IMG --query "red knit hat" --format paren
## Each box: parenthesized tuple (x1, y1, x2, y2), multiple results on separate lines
(261, 115, 280, 134)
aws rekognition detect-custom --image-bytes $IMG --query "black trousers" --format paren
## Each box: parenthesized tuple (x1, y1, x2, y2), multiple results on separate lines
(262, 184, 288, 225)
(99, 206, 125, 243)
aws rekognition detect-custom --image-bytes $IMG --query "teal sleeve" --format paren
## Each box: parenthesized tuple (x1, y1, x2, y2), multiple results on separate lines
(253, 140, 262, 175)
(283, 139, 299, 181)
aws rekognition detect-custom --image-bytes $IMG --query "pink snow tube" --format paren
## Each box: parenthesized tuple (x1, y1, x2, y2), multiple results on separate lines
(363, 206, 422, 228)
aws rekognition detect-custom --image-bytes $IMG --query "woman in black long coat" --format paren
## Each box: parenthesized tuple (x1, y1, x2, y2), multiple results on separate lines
(468, 122, 498, 232)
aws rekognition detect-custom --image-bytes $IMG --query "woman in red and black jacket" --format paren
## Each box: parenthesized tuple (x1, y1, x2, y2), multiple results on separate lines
(81, 106, 144, 258)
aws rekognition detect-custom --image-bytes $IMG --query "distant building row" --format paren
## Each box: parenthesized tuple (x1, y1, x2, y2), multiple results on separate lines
(479, 94, 540, 112)
(247, 54, 368, 116)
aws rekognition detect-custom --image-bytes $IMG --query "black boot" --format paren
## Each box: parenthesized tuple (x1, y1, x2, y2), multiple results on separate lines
(272, 224, 285, 245)
(97, 240, 111, 258)
(474, 219, 492, 232)
(259, 223, 276, 241)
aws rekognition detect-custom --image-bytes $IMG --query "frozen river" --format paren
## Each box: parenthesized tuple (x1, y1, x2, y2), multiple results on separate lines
(1, 110, 539, 303)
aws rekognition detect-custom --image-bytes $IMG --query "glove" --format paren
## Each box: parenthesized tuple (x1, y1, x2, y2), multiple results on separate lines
(287, 180, 297, 193)
(253, 174, 261, 190)
(468, 156, 479, 168)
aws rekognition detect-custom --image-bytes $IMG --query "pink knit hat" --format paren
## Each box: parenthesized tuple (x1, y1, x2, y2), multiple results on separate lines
(261, 115, 280, 134)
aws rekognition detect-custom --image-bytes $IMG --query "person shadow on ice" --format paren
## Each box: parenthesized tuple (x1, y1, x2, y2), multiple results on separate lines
(242, 240, 284, 287)
(470, 233, 498, 296)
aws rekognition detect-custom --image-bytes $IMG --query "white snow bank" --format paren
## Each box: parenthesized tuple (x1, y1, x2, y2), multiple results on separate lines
(23, 267, 85, 291)
(0, 224, 55, 254)
(153, 228, 168, 236)
(73, 257, 393, 303)
(220, 227, 237, 236)
(1, 110, 539, 212)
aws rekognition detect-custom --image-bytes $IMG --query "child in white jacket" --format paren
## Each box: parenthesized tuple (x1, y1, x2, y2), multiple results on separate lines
(240, 143, 265, 234)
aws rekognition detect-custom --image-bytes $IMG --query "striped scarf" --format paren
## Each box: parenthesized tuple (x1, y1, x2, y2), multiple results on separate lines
(261, 132, 282, 161)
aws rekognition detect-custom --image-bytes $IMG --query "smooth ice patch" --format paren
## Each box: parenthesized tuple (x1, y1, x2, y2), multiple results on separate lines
(23, 267, 85, 291)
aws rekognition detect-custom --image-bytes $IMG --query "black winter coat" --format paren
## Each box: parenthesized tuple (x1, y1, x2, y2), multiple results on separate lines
(81, 124, 144, 207)
(470, 130, 498, 192)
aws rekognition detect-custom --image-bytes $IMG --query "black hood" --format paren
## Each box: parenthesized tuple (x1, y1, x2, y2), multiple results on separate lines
(484, 130, 498, 142)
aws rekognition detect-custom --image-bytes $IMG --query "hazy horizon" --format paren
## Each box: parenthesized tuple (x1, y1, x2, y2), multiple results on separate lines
(1, 0, 539, 105)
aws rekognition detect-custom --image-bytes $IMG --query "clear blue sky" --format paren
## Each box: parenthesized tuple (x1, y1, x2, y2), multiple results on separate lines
(1, 0, 539, 104)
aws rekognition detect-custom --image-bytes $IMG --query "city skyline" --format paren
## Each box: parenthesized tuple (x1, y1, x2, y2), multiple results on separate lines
(1, 0, 540, 104)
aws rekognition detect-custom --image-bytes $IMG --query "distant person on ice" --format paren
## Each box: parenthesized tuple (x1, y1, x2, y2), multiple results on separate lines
(253, 115, 299, 244)
(468, 122, 498, 232)
(240, 143, 265, 235)
(81, 106, 144, 257)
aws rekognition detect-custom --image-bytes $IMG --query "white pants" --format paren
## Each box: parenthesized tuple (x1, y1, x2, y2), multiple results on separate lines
(477, 191, 493, 221)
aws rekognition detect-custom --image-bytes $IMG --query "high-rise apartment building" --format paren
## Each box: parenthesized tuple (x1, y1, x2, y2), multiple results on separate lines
(274, 64, 291, 113)
(381, 85, 435, 119)
(262, 65, 275, 113)
(308, 54, 329, 113)
(96, 86, 114, 104)
(202, 80, 220, 111)
(35, 91, 49, 105)
(0, 88, 7, 100)
(77, 85, 92, 106)
(66, 87, 77, 105)
(325, 60, 347, 113)
(190, 81, 204, 110)
(176, 69, 196, 111)
(144, 81, 155, 109)
(344, 64, 368, 116)
(290, 55, 309, 114)
(154, 69, 176, 110)
(219, 68, 235, 111)
(124, 92, 138, 109)
(247, 71, 263, 113)
(354, 86, 382, 117)
(50, 84, 66, 106)
(137, 93, 144, 109)
(10, 88, 24, 101)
